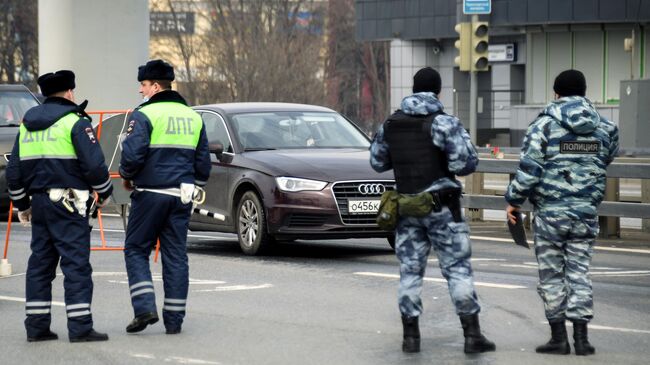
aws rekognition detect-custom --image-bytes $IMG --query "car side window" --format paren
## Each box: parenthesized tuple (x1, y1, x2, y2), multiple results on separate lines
(201, 111, 233, 153)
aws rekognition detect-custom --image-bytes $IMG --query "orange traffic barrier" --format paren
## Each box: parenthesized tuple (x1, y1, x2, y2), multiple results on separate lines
(154, 239, 161, 263)
(3, 201, 13, 260)
(88, 109, 132, 141)
(1, 109, 165, 264)
(88, 109, 132, 252)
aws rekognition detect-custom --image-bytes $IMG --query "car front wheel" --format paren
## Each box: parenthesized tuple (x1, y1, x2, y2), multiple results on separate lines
(236, 191, 272, 255)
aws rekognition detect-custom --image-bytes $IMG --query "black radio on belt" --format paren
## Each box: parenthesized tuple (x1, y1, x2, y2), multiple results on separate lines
(430, 189, 462, 222)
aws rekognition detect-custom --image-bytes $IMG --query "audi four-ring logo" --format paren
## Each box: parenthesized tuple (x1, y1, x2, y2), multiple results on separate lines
(358, 183, 386, 195)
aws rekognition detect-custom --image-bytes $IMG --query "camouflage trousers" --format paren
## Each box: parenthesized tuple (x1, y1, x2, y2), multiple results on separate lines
(534, 212, 598, 322)
(395, 207, 480, 318)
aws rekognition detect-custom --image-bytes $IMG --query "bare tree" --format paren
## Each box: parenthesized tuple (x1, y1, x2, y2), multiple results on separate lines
(150, 0, 202, 103)
(150, 0, 388, 132)
(201, 0, 325, 104)
(325, 0, 389, 134)
(151, 0, 325, 105)
(0, 0, 38, 88)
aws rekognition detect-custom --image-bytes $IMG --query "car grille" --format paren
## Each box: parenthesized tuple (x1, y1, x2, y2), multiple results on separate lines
(287, 213, 328, 227)
(332, 181, 396, 225)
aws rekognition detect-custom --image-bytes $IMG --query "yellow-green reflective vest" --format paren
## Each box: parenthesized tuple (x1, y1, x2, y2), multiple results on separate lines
(139, 102, 202, 150)
(18, 113, 78, 160)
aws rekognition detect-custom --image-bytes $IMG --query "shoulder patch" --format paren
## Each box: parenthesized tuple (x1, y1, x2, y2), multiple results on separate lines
(126, 120, 136, 136)
(560, 141, 600, 154)
(85, 127, 97, 144)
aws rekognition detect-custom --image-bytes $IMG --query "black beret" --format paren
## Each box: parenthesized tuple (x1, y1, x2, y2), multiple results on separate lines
(137, 59, 175, 82)
(553, 69, 586, 97)
(412, 67, 442, 95)
(38, 70, 75, 97)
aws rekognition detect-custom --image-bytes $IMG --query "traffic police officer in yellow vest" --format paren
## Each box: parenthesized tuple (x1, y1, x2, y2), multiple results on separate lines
(6, 70, 113, 342)
(120, 60, 211, 335)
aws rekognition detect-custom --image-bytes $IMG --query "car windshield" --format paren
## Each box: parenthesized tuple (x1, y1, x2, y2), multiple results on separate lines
(0, 91, 38, 127)
(230, 111, 370, 150)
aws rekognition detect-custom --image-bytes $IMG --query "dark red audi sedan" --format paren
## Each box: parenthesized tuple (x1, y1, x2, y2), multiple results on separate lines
(189, 102, 396, 255)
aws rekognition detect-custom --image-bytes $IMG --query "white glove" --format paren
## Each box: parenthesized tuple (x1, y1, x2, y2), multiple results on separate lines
(18, 208, 32, 225)
(180, 183, 195, 205)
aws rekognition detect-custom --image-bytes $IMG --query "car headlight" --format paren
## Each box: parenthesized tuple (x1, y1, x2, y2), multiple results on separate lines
(275, 177, 327, 192)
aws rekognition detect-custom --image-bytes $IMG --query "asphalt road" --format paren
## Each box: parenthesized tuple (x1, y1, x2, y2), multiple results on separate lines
(1, 217, 649, 365)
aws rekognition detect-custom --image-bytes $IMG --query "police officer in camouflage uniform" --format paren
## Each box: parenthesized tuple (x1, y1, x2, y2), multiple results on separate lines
(6, 70, 112, 342)
(370, 67, 495, 354)
(506, 69, 619, 356)
(120, 60, 211, 335)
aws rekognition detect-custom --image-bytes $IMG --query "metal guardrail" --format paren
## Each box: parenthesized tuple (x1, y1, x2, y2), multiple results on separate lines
(461, 155, 650, 231)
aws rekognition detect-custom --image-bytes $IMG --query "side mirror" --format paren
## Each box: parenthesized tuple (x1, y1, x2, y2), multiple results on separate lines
(209, 142, 224, 159)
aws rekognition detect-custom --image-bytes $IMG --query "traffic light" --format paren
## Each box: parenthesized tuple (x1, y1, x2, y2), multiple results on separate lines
(470, 21, 489, 71)
(454, 22, 471, 71)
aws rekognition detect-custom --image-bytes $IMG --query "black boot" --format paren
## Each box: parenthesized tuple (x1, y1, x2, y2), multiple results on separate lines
(572, 321, 595, 356)
(69, 329, 109, 342)
(401, 316, 420, 353)
(126, 312, 159, 333)
(27, 330, 58, 342)
(536, 320, 570, 354)
(460, 314, 496, 354)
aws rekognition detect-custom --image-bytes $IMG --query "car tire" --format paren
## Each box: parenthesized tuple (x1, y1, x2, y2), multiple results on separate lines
(387, 234, 396, 250)
(236, 191, 272, 255)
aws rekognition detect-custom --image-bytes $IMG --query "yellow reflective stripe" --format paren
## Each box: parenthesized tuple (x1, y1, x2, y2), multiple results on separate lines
(140, 102, 202, 149)
(19, 113, 78, 159)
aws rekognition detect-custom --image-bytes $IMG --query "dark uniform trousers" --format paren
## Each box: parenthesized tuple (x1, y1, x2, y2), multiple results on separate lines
(25, 193, 94, 338)
(124, 191, 192, 329)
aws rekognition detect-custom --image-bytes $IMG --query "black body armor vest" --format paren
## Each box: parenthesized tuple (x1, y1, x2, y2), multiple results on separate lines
(384, 110, 454, 194)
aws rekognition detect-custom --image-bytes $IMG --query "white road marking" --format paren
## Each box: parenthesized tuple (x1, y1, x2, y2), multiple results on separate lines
(589, 324, 650, 334)
(470, 235, 650, 255)
(500, 264, 537, 269)
(471, 235, 529, 244)
(594, 246, 650, 254)
(0, 273, 26, 279)
(131, 353, 156, 360)
(591, 273, 650, 277)
(188, 278, 227, 285)
(538, 321, 650, 335)
(0, 295, 65, 306)
(354, 272, 526, 289)
(167, 356, 221, 364)
(92, 272, 129, 276)
(130, 353, 221, 364)
(193, 284, 274, 292)
(499, 263, 648, 277)
(106, 273, 227, 285)
(591, 270, 650, 276)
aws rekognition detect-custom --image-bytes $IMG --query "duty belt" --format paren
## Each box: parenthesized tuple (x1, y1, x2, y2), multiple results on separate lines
(47, 188, 90, 216)
(135, 184, 206, 205)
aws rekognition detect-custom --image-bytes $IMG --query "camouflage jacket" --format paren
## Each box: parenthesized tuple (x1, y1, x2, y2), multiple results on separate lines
(370, 92, 478, 192)
(505, 96, 619, 216)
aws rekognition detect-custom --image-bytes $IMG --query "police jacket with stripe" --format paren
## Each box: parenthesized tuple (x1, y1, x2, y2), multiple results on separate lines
(119, 90, 211, 189)
(5, 97, 113, 211)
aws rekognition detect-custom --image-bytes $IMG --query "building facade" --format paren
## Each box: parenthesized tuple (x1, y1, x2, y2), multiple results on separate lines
(356, 0, 650, 146)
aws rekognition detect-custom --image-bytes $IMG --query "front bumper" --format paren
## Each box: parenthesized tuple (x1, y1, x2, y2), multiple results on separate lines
(265, 182, 394, 240)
